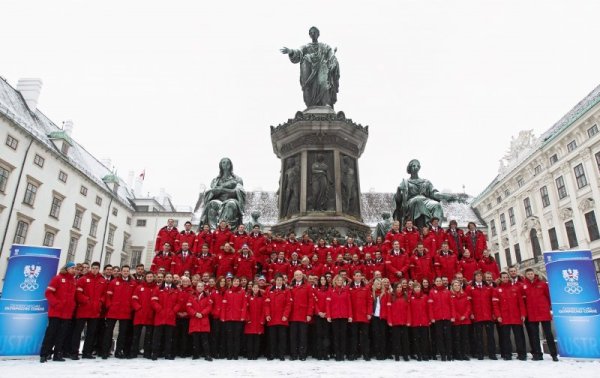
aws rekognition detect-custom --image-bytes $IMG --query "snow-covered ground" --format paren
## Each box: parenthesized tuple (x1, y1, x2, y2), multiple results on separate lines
(0, 357, 598, 378)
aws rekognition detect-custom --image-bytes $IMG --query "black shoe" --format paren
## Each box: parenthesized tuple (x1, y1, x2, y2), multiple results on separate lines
(532, 355, 543, 361)
(300, 357, 306, 361)
(477, 355, 484, 360)
(489, 355, 498, 360)
(70, 353, 80, 360)
(151, 355, 158, 361)
(40, 356, 48, 363)
(192, 355, 199, 360)
(279, 357, 285, 361)
(441, 356, 447, 361)
(394, 355, 400, 361)
(82, 354, 96, 359)
(518, 355, 527, 361)
(552, 355, 559, 362)
(267, 357, 274, 361)
(206, 357, 213, 362)
(290, 356, 298, 361)
(165, 356, 175, 360)
(403, 356, 410, 361)
(127, 354, 136, 359)
(53, 355, 66, 362)
(364, 356, 370, 361)
(115, 351, 125, 359)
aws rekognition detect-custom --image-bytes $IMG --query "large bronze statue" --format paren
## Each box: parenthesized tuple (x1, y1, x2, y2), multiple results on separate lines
(341, 155, 357, 213)
(393, 159, 460, 229)
(200, 158, 246, 229)
(281, 26, 340, 108)
(376, 212, 393, 240)
(310, 153, 333, 211)
(281, 156, 300, 217)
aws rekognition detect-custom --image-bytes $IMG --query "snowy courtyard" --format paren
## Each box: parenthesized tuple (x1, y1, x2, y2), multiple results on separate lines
(1, 357, 598, 378)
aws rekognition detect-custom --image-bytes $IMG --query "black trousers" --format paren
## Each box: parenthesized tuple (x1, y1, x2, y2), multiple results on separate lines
(72, 318, 99, 356)
(40, 317, 70, 358)
(289, 321, 308, 359)
(225, 321, 244, 359)
(452, 324, 469, 359)
(131, 324, 153, 357)
(246, 334, 261, 359)
(331, 319, 348, 360)
(192, 332, 211, 358)
(433, 320, 452, 359)
(412, 326, 430, 359)
(152, 325, 175, 358)
(473, 321, 496, 358)
(210, 317, 223, 358)
(94, 318, 106, 353)
(391, 325, 409, 359)
(500, 324, 526, 358)
(268, 325, 288, 359)
(103, 319, 132, 357)
(525, 321, 557, 358)
(62, 318, 76, 354)
(371, 317, 387, 359)
(314, 317, 330, 359)
(349, 322, 370, 359)
(174, 318, 191, 357)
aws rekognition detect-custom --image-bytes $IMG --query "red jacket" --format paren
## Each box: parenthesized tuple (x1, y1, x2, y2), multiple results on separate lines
(175, 251, 197, 276)
(326, 286, 352, 319)
(345, 243, 362, 259)
(522, 277, 552, 322)
(314, 287, 331, 315)
(459, 257, 479, 282)
(372, 291, 389, 320)
(463, 230, 487, 261)
(450, 291, 472, 325)
(314, 245, 331, 263)
(348, 283, 372, 323)
(260, 238, 283, 263)
(215, 253, 236, 278)
(75, 272, 107, 319)
(244, 294, 265, 334)
(187, 291, 212, 333)
(247, 233, 266, 262)
(409, 292, 430, 327)
(409, 253, 434, 283)
(421, 233, 437, 257)
(270, 259, 291, 281)
(493, 283, 526, 325)
(176, 286, 194, 319)
(429, 227, 446, 253)
(478, 257, 500, 280)
(196, 253, 216, 276)
(212, 228, 233, 255)
(468, 283, 495, 322)
(151, 252, 177, 274)
(210, 289, 223, 319)
(105, 277, 136, 320)
(151, 284, 180, 326)
(132, 281, 155, 326)
(234, 253, 257, 279)
(289, 281, 314, 322)
(446, 228, 465, 256)
(385, 230, 405, 252)
(46, 272, 77, 319)
(284, 240, 301, 259)
(361, 260, 375, 280)
(434, 251, 459, 280)
(194, 230, 214, 254)
(362, 243, 380, 259)
(387, 292, 411, 326)
(232, 231, 250, 252)
(428, 286, 452, 321)
(403, 228, 420, 255)
(155, 226, 179, 252)
(264, 286, 292, 326)
(372, 257, 386, 278)
(221, 287, 247, 321)
(177, 230, 196, 252)
(385, 250, 409, 283)
(298, 241, 315, 258)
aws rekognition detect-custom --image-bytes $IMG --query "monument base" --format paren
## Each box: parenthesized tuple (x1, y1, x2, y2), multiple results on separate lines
(271, 214, 372, 244)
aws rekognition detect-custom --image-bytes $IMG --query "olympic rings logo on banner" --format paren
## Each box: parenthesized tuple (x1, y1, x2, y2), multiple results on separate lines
(20, 280, 39, 291)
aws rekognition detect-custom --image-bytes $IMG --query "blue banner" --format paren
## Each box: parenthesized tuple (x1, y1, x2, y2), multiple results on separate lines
(543, 250, 600, 359)
(0, 244, 61, 356)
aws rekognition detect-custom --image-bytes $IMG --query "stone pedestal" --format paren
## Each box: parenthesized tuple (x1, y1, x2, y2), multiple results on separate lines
(270, 107, 371, 241)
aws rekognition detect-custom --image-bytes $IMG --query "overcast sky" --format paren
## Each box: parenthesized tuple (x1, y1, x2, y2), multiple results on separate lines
(2, 0, 600, 208)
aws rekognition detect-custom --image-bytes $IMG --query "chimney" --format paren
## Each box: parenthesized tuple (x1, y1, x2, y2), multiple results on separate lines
(16, 78, 43, 112)
(63, 120, 74, 136)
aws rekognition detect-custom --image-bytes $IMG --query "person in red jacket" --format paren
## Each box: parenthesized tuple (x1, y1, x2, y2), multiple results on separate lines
(40, 262, 77, 363)
(434, 241, 459, 281)
(102, 265, 137, 359)
(155, 218, 179, 252)
(410, 242, 434, 283)
(244, 283, 265, 360)
(463, 222, 487, 261)
(478, 249, 500, 280)
(429, 217, 446, 253)
(314, 276, 331, 360)
(271, 251, 291, 282)
(314, 238, 331, 263)
(409, 282, 431, 361)
(174, 276, 193, 358)
(450, 280, 471, 360)
(372, 250, 386, 278)
(522, 269, 558, 361)
(247, 225, 266, 264)
(195, 224, 213, 254)
(385, 220, 405, 255)
(196, 244, 215, 276)
(329, 237, 346, 259)
(175, 242, 198, 276)
(288, 270, 314, 360)
(221, 276, 247, 360)
(348, 271, 372, 361)
(177, 221, 196, 252)
(387, 282, 411, 361)
(231, 224, 250, 252)
(150, 273, 180, 360)
(385, 240, 409, 283)
(362, 234, 379, 258)
(370, 278, 389, 360)
(131, 271, 156, 359)
(71, 261, 107, 359)
(186, 281, 213, 361)
(327, 275, 352, 361)
(403, 220, 420, 255)
(212, 221, 233, 255)
(215, 243, 236, 278)
(446, 220, 465, 258)
(493, 272, 527, 360)
(265, 274, 292, 360)
(428, 276, 453, 361)
(459, 249, 479, 282)
(209, 277, 226, 359)
(234, 244, 257, 280)
(468, 271, 497, 360)
(421, 226, 437, 257)
(151, 243, 177, 273)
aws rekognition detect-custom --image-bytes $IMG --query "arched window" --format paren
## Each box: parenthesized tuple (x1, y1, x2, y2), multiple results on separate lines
(531, 228, 542, 260)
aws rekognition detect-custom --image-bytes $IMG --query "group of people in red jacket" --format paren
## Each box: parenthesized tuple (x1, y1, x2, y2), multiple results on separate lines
(39, 218, 558, 363)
